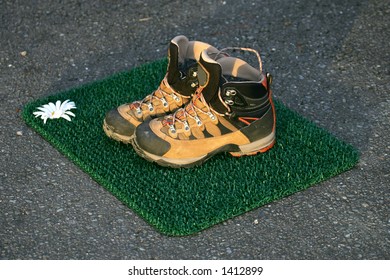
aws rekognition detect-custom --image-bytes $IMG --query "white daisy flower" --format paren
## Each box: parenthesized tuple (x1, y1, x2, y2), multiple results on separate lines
(33, 99, 77, 124)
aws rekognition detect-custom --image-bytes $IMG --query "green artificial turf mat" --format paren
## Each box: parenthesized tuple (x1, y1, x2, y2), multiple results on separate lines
(22, 59, 359, 236)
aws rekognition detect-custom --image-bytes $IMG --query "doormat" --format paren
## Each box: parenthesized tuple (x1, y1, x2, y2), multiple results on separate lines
(22, 59, 359, 236)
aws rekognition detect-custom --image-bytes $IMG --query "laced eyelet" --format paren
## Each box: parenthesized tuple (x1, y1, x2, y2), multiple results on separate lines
(147, 103, 154, 112)
(169, 125, 176, 134)
(194, 116, 202, 126)
(207, 112, 216, 120)
(183, 121, 190, 131)
(172, 94, 181, 102)
(192, 71, 198, 77)
(135, 107, 142, 115)
(160, 97, 168, 107)
(191, 82, 197, 88)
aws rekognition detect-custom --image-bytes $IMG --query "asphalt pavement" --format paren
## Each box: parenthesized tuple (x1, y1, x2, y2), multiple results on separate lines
(1, 0, 389, 259)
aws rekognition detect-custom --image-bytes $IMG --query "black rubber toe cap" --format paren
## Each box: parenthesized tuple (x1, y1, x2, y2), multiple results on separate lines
(104, 108, 136, 136)
(135, 121, 171, 156)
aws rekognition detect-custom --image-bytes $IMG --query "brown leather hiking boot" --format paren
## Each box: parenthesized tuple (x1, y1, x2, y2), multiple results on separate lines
(133, 48, 276, 168)
(103, 35, 219, 143)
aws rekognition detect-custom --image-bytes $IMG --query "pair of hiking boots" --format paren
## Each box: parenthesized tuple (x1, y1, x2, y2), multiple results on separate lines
(103, 35, 276, 168)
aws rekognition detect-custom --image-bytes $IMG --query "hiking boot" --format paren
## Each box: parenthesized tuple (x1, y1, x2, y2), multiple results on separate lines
(133, 48, 276, 168)
(103, 35, 219, 143)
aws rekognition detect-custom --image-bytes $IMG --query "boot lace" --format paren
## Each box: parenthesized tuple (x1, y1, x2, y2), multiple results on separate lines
(163, 87, 217, 134)
(129, 76, 182, 116)
(162, 47, 263, 133)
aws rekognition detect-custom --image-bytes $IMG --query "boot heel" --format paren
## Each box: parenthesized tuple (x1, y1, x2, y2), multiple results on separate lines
(229, 133, 275, 157)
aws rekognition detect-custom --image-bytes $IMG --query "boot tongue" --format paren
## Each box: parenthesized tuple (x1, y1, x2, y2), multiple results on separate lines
(196, 59, 208, 88)
(197, 51, 220, 100)
(166, 41, 181, 85)
(166, 40, 199, 96)
(197, 51, 228, 114)
(168, 52, 224, 124)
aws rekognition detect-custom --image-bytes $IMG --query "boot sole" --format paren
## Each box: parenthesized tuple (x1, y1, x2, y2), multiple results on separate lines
(133, 132, 275, 168)
(102, 119, 134, 144)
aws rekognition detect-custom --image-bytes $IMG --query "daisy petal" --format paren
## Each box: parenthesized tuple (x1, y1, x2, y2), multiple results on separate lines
(55, 100, 61, 110)
(48, 102, 56, 112)
(61, 114, 72, 121)
(64, 111, 75, 117)
(60, 100, 69, 111)
(42, 104, 52, 111)
(63, 101, 76, 111)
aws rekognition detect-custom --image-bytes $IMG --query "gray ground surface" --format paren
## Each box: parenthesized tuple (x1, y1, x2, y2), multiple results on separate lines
(1, 0, 389, 259)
